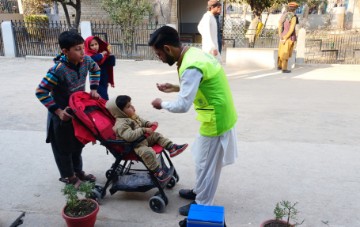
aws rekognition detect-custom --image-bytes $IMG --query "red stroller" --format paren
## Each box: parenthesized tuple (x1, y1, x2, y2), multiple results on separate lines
(68, 91, 180, 213)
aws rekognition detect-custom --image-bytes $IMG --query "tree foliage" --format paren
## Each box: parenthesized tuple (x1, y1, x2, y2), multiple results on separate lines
(22, 0, 52, 15)
(228, 0, 284, 15)
(102, 0, 152, 27)
(22, 0, 81, 29)
(102, 0, 152, 56)
(55, 0, 81, 29)
(227, 0, 324, 15)
(306, 0, 325, 9)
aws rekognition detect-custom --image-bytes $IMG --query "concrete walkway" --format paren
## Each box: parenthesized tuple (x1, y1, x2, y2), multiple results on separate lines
(0, 57, 360, 227)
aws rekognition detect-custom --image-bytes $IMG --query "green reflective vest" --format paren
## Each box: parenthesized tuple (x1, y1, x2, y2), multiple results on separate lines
(178, 47, 237, 136)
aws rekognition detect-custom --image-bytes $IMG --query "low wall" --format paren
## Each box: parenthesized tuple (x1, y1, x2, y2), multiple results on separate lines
(0, 14, 23, 21)
(225, 48, 296, 70)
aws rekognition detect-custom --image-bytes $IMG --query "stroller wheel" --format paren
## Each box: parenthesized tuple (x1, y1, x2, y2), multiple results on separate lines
(166, 176, 177, 189)
(155, 191, 168, 205)
(174, 172, 180, 182)
(105, 170, 113, 179)
(91, 185, 103, 202)
(149, 196, 166, 213)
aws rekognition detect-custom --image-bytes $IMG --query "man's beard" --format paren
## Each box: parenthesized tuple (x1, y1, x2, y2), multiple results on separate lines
(165, 52, 176, 66)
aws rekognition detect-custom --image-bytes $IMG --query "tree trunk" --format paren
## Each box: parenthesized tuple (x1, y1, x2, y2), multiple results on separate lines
(264, 10, 270, 28)
(61, 2, 72, 28)
(73, 0, 81, 29)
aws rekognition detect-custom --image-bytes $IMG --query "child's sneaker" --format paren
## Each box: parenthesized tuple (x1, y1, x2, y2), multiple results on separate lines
(168, 143, 188, 157)
(154, 168, 171, 183)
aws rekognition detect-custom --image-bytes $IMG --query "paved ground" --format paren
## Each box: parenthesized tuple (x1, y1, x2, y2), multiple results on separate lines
(0, 57, 360, 227)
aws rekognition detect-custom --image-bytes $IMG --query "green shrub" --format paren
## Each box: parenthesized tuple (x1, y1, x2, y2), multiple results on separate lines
(24, 15, 49, 40)
(24, 14, 48, 23)
(62, 181, 96, 217)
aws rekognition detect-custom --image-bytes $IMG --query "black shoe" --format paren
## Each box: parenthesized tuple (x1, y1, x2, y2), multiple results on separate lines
(277, 67, 282, 70)
(282, 70, 291, 73)
(179, 201, 196, 216)
(179, 189, 196, 200)
(179, 218, 187, 227)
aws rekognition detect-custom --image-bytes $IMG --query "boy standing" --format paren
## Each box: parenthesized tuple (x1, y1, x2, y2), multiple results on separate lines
(106, 95, 188, 182)
(35, 31, 101, 188)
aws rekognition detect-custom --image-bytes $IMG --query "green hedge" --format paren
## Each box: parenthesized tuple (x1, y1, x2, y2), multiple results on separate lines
(24, 15, 49, 39)
(24, 15, 49, 23)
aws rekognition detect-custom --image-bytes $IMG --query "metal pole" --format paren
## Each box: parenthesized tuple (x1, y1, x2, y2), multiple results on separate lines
(222, 0, 226, 50)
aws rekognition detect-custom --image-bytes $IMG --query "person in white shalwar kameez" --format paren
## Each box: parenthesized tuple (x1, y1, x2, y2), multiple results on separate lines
(149, 26, 238, 217)
(197, 0, 222, 62)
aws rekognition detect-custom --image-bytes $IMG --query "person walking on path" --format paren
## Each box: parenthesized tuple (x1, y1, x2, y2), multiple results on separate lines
(35, 31, 100, 188)
(197, 0, 222, 62)
(148, 26, 238, 216)
(215, 14, 222, 54)
(277, 2, 299, 73)
(245, 12, 262, 48)
(214, 4, 222, 54)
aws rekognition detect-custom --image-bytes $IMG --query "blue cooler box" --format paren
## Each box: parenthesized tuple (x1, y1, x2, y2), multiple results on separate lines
(187, 204, 224, 227)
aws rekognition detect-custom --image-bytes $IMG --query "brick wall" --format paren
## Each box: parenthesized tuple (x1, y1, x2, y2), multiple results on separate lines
(57, 0, 110, 22)
(57, 0, 178, 24)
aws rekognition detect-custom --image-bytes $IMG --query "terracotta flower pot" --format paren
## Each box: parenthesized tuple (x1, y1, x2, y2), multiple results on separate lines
(62, 199, 99, 227)
(260, 219, 295, 227)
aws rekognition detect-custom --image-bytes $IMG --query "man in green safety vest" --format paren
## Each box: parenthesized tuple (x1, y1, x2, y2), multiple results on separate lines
(149, 26, 238, 216)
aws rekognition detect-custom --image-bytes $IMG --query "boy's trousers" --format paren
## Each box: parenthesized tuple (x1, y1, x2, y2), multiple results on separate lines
(134, 132, 172, 171)
(47, 112, 84, 178)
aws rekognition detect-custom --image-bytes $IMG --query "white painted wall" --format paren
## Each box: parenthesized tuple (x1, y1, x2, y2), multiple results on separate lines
(80, 21, 92, 39)
(226, 48, 296, 69)
(351, 0, 360, 28)
(1, 21, 16, 57)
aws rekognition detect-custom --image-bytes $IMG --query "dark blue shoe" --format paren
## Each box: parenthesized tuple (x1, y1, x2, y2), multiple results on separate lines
(179, 189, 196, 200)
(179, 201, 196, 216)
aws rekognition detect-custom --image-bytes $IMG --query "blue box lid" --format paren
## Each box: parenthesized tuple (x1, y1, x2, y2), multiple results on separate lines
(188, 204, 224, 224)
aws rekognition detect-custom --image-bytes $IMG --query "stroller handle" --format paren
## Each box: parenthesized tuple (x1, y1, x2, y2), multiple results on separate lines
(65, 107, 74, 116)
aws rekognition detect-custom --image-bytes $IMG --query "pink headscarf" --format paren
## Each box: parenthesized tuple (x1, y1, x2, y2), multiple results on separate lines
(84, 36, 114, 87)
(84, 36, 109, 65)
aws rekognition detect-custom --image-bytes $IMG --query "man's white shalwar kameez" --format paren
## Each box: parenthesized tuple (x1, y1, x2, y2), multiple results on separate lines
(197, 11, 221, 62)
(161, 68, 238, 205)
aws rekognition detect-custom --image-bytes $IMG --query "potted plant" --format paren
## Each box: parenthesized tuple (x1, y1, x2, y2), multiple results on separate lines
(62, 181, 99, 227)
(260, 200, 304, 227)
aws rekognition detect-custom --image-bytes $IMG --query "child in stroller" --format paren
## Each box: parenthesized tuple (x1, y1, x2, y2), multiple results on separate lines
(106, 95, 188, 182)
(69, 91, 187, 213)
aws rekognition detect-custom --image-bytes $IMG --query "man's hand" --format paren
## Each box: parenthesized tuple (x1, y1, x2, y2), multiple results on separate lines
(151, 98, 162, 109)
(212, 49, 219, 56)
(156, 83, 179, 93)
(55, 107, 72, 121)
(90, 90, 100, 99)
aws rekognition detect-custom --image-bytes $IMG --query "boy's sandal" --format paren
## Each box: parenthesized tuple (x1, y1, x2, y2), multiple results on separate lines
(75, 171, 96, 182)
(59, 176, 83, 189)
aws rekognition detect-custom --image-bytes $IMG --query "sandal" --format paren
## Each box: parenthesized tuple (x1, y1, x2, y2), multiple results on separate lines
(59, 176, 83, 189)
(75, 171, 96, 182)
